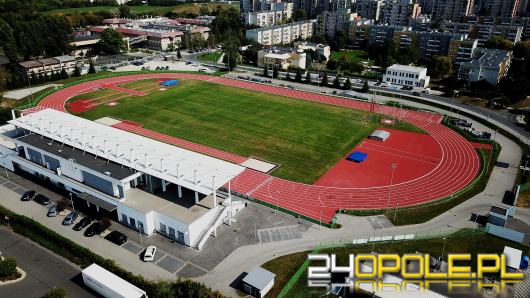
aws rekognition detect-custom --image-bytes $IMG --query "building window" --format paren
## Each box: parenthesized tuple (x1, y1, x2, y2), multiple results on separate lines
(121, 214, 128, 223)
(160, 223, 167, 234)
(168, 227, 176, 239)
(129, 217, 136, 227)
(177, 231, 185, 243)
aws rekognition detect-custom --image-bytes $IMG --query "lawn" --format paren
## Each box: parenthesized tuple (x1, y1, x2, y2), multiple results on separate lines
(197, 52, 223, 63)
(330, 50, 373, 65)
(69, 79, 381, 183)
(262, 229, 529, 298)
(171, 2, 238, 15)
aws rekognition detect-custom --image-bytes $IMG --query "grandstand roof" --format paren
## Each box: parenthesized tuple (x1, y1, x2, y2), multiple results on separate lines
(10, 109, 245, 195)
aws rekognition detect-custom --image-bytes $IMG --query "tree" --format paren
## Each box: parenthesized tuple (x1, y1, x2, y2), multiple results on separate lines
(344, 78, 352, 90)
(223, 37, 240, 70)
(263, 65, 269, 77)
(88, 60, 96, 74)
(292, 9, 307, 22)
(321, 72, 328, 85)
(333, 74, 340, 88)
(398, 45, 420, 65)
(0, 67, 11, 91)
(72, 66, 80, 77)
(429, 56, 452, 78)
(119, 5, 132, 18)
(295, 69, 302, 82)
(272, 67, 278, 78)
(285, 72, 291, 81)
(60, 66, 68, 80)
(361, 80, 369, 93)
(97, 28, 128, 55)
(44, 288, 66, 298)
(176, 47, 182, 60)
(484, 36, 513, 51)
(0, 19, 18, 62)
(305, 71, 311, 84)
(199, 4, 210, 16)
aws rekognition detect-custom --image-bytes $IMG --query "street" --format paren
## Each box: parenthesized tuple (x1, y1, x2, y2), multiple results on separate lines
(0, 228, 96, 298)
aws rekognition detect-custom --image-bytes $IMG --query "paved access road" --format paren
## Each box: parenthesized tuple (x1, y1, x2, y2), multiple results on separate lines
(0, 228, 96, 298)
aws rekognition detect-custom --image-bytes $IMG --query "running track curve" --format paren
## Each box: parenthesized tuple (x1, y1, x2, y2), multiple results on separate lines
(27, 73, 480, 223)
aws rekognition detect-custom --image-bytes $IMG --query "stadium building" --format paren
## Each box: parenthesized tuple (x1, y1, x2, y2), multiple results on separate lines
(0, 109, 246, 250)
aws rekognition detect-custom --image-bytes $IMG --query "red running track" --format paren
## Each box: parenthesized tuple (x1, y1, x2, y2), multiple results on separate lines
(29, 73, 480, 223)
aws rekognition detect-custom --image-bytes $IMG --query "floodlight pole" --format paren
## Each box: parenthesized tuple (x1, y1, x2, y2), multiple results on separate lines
(69, 192, 75, 211)
(441, 237, 447, 261)
(393, 202, 398, 221)
(386, 163, 397, 213)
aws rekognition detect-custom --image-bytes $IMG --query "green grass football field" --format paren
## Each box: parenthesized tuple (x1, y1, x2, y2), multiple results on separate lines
(69, 79, 420, 183)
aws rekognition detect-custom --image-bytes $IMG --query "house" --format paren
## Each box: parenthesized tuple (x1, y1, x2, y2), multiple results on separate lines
(257, 48, 307, 70)
(382, 64, 430, 88)
(18, 56, 78, 77)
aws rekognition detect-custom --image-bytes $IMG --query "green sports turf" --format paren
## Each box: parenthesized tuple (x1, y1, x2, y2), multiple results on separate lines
(69, 79, 415, 183)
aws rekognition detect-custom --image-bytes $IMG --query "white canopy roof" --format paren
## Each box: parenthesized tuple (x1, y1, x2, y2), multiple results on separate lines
(10, 109, 245, 195)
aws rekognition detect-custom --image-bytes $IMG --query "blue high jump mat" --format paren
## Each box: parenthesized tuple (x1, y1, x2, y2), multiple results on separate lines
(160, 80, 180, 87)
(346, 151, 368, 163)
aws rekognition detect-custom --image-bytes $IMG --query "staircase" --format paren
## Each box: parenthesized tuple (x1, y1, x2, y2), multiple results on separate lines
(514, 269, 530, 298)
(192, 205, 226, 250)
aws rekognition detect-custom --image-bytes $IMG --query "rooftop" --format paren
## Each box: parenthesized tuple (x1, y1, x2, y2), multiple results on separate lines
(387, 64, 427, 73)
(54, 55, 76, 63)
(17, 133, 137, 180)
(10, 109, 245, 195)
(124, 188, 213, 224)
(243, 267, 276, 291)
(463, 48, 511, 68)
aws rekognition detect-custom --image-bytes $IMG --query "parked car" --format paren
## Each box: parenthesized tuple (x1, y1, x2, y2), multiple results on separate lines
(105, 231, 128, 245)
(143, 246, 157, 262)
(47, 204, 62, 217)
(33, 194, 51, 205)
(84, 222, 101, 237)
(412, 91, 421, 96)
(73, 217, 92, 231)
(20, 190, 36, 201)
(62, 211, 78, 225)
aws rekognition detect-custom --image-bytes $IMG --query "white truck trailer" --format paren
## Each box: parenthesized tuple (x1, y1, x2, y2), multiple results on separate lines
(82, 264, 147, 298)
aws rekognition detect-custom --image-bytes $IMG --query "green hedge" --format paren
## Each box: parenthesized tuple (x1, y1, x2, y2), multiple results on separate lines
(0, 205, 224, 298)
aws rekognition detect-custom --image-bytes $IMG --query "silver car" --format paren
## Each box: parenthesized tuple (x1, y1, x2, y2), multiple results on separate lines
(62, 211, 78, 225)
(47, 205, 58, 217)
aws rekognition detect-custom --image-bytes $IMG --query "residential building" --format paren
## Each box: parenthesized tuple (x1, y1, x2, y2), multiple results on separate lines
(448, 38, 478, 64)
(319, 9, 358, 37)
(257, 48, 307, 69)
(417, 32, 467, 60)
(296, 41, 331, 61)
(441, 22, 523, 46)
(458, 48, 512, 85)
(243, 3, 294, 27)
(292, 0, 319, 18)
(245, 20, 317, 45)
(476, 0, 521, 21)
(380, 0, 421, 26)
(368, 25, 406, 45)
(354, 0, 383, 21)
(0, 109, 246, 250)
(432, 0, 474, 22)
(18, 56, 78, 77)
(349, 20, 374, 48)
(383, 64, 431, 88)
(418, 0, 437, 14)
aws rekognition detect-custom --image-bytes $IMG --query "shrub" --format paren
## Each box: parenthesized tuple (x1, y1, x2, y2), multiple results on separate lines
(44, 288, 67, 298)
(0, 257, 17, 277)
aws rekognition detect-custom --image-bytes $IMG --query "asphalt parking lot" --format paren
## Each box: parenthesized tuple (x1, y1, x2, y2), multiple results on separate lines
(0, 228, 96, 298)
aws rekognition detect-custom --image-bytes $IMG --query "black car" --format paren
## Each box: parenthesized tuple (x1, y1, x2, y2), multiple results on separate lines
(84, 222, 101, 237)
(104, 231, 128, 245)
(73, 217, 93, 231)
(33, 194, 51, 205)
(21, 190, 36, 201)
